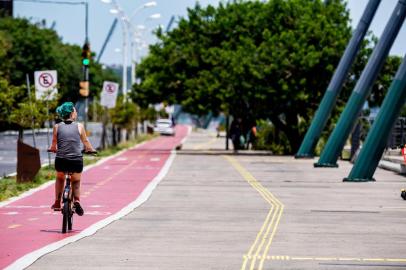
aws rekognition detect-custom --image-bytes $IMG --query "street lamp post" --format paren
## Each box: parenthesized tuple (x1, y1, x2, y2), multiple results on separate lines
(121, 16, 128, 99)
(128, 13, 161, 87)
(101, 0, 158, 100)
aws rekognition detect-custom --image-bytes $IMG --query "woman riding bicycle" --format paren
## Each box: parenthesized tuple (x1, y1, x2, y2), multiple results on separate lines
(48, 102, 96, 216)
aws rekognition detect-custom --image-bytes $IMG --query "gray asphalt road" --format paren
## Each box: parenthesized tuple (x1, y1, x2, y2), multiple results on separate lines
(0, 123, 102, 177)
(0, 131, 51, 177)
(27, 129, 406, 270)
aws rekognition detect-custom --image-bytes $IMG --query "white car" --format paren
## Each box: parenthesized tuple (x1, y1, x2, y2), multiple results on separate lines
(154, 119, 175, 136)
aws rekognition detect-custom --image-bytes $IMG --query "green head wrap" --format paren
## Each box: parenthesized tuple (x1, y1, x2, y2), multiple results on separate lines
(56, 102, 75, 119)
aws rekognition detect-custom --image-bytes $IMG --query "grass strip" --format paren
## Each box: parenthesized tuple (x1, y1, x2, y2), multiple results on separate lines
(0, 134, 156, 202)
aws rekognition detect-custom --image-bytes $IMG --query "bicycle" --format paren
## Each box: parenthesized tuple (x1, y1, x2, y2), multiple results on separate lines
(60, 170, 75, 233)
(48, 150, 97, 233)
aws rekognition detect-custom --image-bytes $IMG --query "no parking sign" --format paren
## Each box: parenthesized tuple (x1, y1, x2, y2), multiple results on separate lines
(34, 70, 58, 100)
(100, 81, 119, 108)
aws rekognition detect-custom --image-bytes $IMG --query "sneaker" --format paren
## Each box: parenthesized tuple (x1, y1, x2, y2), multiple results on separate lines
(74, 202, 84, 216)
(51, 201, 61, 211)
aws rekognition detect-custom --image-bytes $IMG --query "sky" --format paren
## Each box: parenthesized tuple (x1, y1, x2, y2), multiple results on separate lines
(13, 0, 406, 66)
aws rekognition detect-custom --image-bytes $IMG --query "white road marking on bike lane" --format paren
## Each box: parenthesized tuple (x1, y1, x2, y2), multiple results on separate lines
(8, 224, 22, 229)
(3, 212, 19, 215)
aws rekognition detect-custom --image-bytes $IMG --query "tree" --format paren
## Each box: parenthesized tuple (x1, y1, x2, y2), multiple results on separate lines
(0, 77, 57, 136)
(0, 18, 61, 86)
(132, 0, 354, 153)
(0, 78, 24, 126)
(0, 17, 120, 101)
(0, 17, 120, 131)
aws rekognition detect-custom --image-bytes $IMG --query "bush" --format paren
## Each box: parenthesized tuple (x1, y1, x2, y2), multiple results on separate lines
(254, 120, 291, 154)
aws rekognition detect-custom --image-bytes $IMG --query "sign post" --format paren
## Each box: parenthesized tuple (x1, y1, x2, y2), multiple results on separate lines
(34, 70, 58, 100)
(34, 70, 58, 167)
(26, 74, 37, 148)
(100, 81, 119, 149)
(100, 81, 119, 109)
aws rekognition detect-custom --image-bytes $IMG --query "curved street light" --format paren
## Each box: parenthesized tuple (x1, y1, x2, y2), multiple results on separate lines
(101, 0, 158, 99)
(148, 13, 161, 19)
(129, 13, 161, 87)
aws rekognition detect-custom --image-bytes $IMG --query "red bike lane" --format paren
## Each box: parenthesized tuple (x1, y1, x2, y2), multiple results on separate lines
(0, 125, 189, 269)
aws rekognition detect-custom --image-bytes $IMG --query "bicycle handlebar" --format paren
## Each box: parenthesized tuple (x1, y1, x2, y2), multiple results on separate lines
(47, 149, 98, 155)
(81, 150, 98, 155)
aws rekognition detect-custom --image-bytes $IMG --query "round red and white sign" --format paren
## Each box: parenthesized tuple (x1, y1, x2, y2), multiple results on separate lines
(106, 83, 116, 94)
(38, 73, 54, 88)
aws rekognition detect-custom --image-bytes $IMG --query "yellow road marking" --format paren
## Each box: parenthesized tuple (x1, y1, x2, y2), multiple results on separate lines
(265, 256, 406, 263)
(291, 257, 314, 261)
(338, 257, 361, 261)
(8, 224, 21, 229)
(362, 258, 385, 262)
(386, 259, 406, 262)
(224, 156, 406, 268)
(223, 156, 284, 270)
(315, 257, 337, 261)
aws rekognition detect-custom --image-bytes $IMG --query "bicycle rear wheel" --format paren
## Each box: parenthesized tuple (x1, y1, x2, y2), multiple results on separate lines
(62, 202, 69, 233)
(68, 206, 73, 231)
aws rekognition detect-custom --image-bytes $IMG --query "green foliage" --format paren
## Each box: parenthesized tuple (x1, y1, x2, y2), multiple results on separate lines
(369, 55, 403, 107)
(141, 106, 159, 122)
(254, 119, 291, 154)
(0, 78, 24, 122)
(0, 17, 120, 130)
(400, 105, 406, 118)
(10, 94, 57, 129)
(0, 18, 61, 85)
(109, 96, 140, 129)
(0, 77, 57, 129)
(89, 65, 120, 100)
(133, 0, 353, 153)
(0, 166, 54, 202)
(0, 30, 11, 63)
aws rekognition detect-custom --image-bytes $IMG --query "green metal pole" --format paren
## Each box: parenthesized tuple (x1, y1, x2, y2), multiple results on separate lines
(315, 0, 406, 168)
(344, 54, 406, 182)
(295, 0, 381, 158)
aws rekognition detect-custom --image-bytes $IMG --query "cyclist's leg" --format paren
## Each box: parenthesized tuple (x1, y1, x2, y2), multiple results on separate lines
(52, 171, 65, 209)
(55, 171, 65, 199)
(71, 173, 84, 216)
(71, 173, 82, 202)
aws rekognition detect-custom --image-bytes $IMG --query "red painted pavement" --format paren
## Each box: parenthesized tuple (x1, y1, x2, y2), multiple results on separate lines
(0, 125, 189, 269)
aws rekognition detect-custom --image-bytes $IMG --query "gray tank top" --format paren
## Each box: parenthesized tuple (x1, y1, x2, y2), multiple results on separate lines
(56, 121, 82, 160)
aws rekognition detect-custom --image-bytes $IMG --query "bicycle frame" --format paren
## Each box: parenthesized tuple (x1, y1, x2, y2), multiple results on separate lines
(61, 172, 74, 233)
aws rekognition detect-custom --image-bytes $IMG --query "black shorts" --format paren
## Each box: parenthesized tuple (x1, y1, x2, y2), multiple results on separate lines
(55, 157, 83, 173)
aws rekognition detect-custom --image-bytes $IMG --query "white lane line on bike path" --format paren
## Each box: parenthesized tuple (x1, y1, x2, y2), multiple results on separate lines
(4, 126, 191, 270)
(8, 224, 21, 229)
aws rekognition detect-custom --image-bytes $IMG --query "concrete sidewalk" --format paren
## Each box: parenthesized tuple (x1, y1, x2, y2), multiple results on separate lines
(27, 129, 406, 270)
